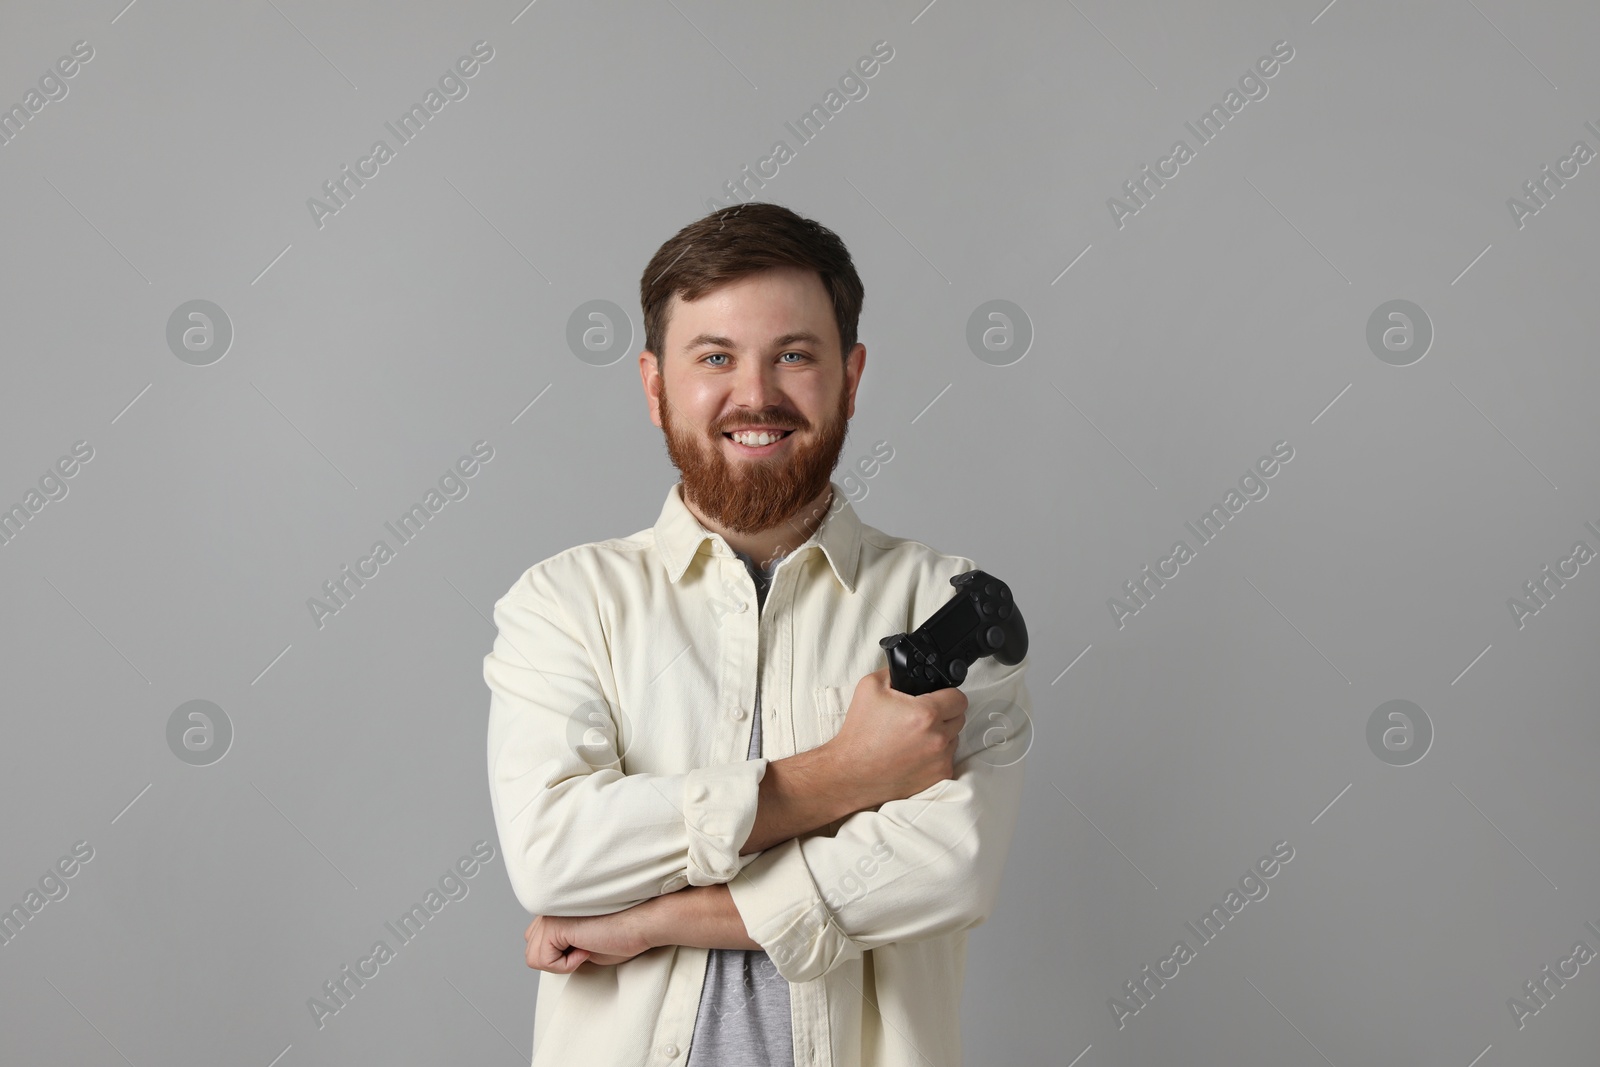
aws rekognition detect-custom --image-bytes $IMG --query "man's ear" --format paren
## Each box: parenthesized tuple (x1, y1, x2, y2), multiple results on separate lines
(639, 350, 664, 429)
(844, 343, 866, 420)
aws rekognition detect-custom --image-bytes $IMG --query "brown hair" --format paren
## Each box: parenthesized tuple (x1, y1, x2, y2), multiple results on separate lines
(639, 203, 864, 371)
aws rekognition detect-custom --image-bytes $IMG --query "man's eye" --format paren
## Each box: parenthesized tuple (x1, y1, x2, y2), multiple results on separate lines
(701, 352, 808, 365)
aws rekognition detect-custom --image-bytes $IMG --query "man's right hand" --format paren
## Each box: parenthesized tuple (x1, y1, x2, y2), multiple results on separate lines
(826, 666, 968, 809)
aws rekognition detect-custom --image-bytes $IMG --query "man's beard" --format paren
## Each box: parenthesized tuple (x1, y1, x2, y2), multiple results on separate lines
(659, 381, 850, 536)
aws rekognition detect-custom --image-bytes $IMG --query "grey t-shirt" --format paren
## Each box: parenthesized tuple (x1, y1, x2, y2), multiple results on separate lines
(685, 549, 794, 1066)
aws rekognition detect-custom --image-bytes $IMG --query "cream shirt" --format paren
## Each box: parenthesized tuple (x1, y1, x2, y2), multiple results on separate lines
(484, 479, 1031, 1067)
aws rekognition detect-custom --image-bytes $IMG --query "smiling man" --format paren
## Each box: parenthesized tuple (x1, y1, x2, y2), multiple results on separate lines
(485, 203, 1032, 1067)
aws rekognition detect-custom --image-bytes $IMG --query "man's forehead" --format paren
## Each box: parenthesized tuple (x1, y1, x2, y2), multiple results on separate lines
(665, 273, 837, 352)
(670, 267, 823, 310)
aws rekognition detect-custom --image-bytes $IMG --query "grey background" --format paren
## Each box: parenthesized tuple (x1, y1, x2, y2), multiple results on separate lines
(2, 0, 1597, 1064)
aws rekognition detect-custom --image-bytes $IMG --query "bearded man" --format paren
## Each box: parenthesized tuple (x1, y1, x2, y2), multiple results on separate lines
(485, 202, 1031, 1067)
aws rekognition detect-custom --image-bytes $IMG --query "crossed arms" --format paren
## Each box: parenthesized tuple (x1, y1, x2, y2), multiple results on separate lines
(486, 567, 1030, 983)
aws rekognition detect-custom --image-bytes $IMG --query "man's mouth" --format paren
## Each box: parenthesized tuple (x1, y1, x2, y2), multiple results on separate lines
(723, 428, 795, 453)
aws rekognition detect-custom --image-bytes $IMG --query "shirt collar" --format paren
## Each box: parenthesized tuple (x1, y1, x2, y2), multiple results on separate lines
(654, 479, 862, 594)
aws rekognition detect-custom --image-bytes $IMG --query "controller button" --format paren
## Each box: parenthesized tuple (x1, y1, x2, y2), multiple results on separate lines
(1000, 586, 1011, 600)
(981, 600, 995, 615)
(999, 603, 1012, 620)
(985, 581, 999, 596)
(949, 660, 967, 682)
(986, 626, 1006, 649)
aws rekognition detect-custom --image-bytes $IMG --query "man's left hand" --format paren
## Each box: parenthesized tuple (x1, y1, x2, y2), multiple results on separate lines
(524, 905, 654, 973)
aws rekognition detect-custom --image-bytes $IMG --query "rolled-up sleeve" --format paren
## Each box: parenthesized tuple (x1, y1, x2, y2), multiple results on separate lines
(485, 570, 767, 918)
(727, 654, 1031, 984)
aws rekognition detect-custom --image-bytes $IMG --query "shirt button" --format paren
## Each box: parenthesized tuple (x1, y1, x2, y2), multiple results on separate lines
(731, 707, 748, 720)
(663, 1044, 680, 1058)
(735, 601, 748, 612)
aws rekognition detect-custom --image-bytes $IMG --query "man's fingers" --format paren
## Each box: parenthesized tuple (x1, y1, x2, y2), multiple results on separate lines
(526, 916, 576, 973)
(557, 947, 591, 972)
(530, 938, 589, 973)
(933, 689, 969, 723)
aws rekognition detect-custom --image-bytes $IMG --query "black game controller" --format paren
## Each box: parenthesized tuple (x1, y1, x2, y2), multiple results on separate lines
(879, 569, 1028, 695)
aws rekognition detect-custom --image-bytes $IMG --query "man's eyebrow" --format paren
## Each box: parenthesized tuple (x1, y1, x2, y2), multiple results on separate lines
(681, 331, 827, 353)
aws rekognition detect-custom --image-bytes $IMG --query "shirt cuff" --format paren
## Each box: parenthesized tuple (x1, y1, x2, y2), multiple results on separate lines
(683, 758, 769, 885)
(725, 836, 863, 984)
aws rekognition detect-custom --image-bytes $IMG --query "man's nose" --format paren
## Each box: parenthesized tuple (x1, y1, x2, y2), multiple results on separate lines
(731, 362, 786, 409)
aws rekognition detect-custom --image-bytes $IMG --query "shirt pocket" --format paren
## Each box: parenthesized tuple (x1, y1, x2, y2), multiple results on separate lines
(810, 684, 856, 836)
(813, 684, 848, 741)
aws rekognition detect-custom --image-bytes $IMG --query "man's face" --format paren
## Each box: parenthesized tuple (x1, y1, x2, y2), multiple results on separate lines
(641, 266, 865, 536)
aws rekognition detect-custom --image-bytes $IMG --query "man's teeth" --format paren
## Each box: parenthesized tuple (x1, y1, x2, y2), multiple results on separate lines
(728, 430, 790, 446)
